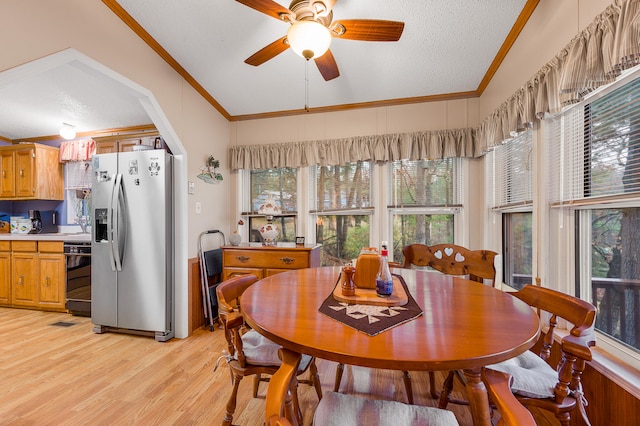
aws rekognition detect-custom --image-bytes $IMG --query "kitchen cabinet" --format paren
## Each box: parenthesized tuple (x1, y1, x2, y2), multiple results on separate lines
(95, 132, 159, 154)
(0, 241, 11, 305)
(9, 240, 66, 312)
(37, 242, 65, 310)
(222, 244, 321, 281)
(0, 144, 64, 200)
(11, 241, 38, 308)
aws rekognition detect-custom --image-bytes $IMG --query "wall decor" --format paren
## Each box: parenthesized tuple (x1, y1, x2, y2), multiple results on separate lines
(197, 155, 223, 184)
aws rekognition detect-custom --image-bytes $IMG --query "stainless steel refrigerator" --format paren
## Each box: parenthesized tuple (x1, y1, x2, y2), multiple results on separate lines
(91, 149, 174, 341)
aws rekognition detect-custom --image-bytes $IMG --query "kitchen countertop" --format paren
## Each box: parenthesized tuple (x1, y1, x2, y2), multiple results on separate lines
(0, 232, 92, 242)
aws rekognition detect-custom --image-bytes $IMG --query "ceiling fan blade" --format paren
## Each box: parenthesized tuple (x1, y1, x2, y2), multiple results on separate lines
(314, 50, 340, 81)
(331, 19, 405, 42)
(236, 0, 292, 21)
(245, 36, 290, 66)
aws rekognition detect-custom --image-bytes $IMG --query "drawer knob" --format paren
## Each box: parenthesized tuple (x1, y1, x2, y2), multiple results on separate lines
(236, 255, 250, 263)
(280, 257, 295, 264)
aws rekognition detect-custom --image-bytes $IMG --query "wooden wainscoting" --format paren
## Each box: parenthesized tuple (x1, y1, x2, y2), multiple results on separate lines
(188, 256, 206, 334)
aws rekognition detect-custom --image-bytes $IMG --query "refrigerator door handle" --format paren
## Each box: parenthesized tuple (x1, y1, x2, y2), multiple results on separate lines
(107, 173, 118, 272)
(111, 173, 127, 272)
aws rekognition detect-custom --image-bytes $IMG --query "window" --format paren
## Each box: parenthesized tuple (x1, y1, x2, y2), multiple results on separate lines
(487, 130, 534, 289)
(548, 73, 640, 358)
(64, 161, 92, 225)
(581, 208, 640, 353)
(246, 168, 297, 243)
(389, 159, 459, 264)
(502, 212, 533, 290)
(312, 162, 372, 265)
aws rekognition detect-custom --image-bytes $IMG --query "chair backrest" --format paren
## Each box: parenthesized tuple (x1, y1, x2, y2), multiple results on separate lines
(216, 274, 260, 365)
(266, 349, 301, 426)
(402, 243, 497, 285)
(216, 274, 259, 316)
(512, 284, 596, 361)
(511, 284, 596, 412)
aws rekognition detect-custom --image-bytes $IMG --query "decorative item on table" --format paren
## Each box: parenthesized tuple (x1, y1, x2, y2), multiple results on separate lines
(197, 155, 223, 184)
(341, 265, 356, 297)
(229, 219, 243, 246)
(257, 196, 282, 246)
(353, 247, 380, 289)
(376, 241, 393, 297)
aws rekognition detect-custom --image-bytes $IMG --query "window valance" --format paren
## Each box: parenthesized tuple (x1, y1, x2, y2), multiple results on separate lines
(229, 128, 477, 170)
(479, 0, 640, 150)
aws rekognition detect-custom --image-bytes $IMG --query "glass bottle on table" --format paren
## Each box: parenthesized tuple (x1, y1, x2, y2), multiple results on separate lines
(376, 243, 393, 297)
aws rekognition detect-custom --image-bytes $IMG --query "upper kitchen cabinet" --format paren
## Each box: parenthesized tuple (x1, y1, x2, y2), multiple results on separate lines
(94, 132, 159, 154)
(0, 144, 64, 200)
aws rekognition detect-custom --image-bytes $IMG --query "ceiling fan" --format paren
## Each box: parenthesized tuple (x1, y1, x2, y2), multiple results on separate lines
(236, 0, 405, 81)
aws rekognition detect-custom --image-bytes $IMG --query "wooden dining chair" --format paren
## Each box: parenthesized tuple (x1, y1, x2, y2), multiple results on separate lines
(483, 284, 597, 426)
(268, 348, 536, 426)
(333, 243, 498, 405)
(215, 274, 322, 426)
(403, 243, 499, 406)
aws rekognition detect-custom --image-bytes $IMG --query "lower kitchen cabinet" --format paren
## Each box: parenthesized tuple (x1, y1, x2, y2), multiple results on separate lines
(222, 244, 322, 281)
(8, 240, 66, 312)
(38, 253, 65, 309)
(0, 241, 12, 305)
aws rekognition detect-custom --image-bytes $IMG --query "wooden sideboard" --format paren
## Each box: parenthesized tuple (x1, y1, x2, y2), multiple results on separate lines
(222, 243, 322, 280)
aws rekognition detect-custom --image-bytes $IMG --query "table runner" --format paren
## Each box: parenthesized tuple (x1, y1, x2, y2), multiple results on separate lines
(318, 274, 423, 336)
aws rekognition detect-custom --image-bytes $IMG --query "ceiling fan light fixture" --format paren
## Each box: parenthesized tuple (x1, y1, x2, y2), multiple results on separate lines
(59, 123, 76, 140)
(287, 20, 331, 60)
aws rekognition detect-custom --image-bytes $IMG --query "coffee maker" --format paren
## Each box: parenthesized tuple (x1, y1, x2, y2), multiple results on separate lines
(29, 210, 42, 233)
(28, 210, 58, 234)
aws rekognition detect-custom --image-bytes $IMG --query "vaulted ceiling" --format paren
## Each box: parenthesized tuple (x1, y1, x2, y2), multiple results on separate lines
(0, 0, 538, 141)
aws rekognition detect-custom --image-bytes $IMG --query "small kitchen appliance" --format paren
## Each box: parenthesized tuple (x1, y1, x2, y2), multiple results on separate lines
(28, 210, 58, 234)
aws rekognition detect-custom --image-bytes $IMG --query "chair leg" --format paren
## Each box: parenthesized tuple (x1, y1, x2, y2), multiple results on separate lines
(402, 370, 413, 404)
(223, 373, 243, 426)
(253, 373, 261, 397)
(428, 371, 440, 399)
(310, 359, 323, 399)
(334, 363, 345, 392)
(556, 412, 571, 426)
(438, 371, 455, 409)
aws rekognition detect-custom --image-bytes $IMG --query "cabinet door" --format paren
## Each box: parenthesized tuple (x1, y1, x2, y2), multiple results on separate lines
(12, 253, 38, 307)
(118, 140, 140, 152)
(0, 252, 11, 305)
(0, 150, 15, 197)
(14, 148, 35, 197)
(95, 141, 118, 154)
(39, 254, 65, 309)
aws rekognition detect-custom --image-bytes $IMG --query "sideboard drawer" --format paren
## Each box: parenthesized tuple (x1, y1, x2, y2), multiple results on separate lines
(224, 249, 309, 269)
(222, 244, 322, 280)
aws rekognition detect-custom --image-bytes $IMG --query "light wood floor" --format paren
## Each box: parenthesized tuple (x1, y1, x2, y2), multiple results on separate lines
(0, 308, 552, 425)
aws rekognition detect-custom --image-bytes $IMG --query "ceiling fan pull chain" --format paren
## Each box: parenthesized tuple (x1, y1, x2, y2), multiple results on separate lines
(305, 59, 310, 112)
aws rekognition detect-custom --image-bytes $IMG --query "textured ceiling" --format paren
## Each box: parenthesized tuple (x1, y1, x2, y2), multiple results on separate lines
(0, 0, 533, 141)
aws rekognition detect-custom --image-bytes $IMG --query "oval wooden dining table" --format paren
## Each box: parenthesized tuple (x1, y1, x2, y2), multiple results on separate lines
(240, 266, 540, 425)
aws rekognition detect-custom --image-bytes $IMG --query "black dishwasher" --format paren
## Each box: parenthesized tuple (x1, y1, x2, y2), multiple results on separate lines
(64, 242, 92, 316)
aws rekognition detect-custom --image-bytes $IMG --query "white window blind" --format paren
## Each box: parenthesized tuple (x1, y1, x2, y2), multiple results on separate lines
(389, 158, 460, 207)
(312, 161, 373, 213)
(488, 130, 533, 210)
(547, 76, 640, 205)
